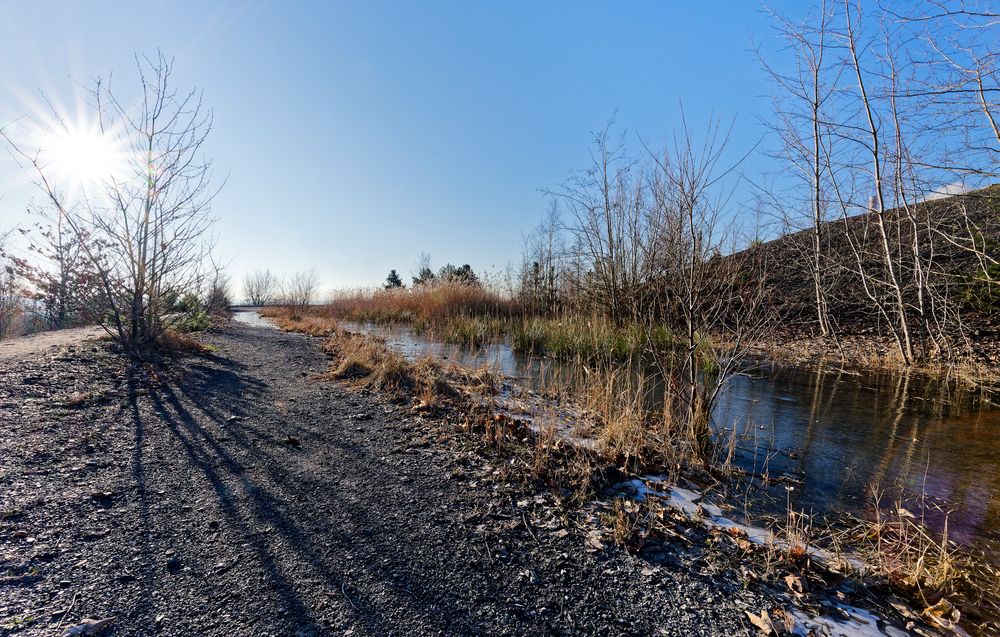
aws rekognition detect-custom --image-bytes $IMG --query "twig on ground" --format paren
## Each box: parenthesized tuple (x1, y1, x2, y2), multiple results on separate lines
(54, 592, 78, 631)
(341, 582, 359, 610)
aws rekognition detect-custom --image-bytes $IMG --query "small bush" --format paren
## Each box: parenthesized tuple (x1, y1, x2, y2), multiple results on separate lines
(174, 310, 211, 333)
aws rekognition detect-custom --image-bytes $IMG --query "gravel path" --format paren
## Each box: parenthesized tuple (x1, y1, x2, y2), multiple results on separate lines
(0, 322, 769, 636)
(0, 326, 105, 361)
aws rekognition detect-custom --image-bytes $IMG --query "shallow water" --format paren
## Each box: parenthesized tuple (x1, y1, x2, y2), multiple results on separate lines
(717, 364, 1000, 557)
(233, 309, 278, 329)
(338, 319, 1000, 561)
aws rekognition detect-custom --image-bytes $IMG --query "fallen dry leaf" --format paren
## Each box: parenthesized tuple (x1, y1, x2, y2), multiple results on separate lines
(921, 598, 960, 631)
(745, 609, 775, 635)
(746, 607, 796, 636)
(783, 574, 805, 595)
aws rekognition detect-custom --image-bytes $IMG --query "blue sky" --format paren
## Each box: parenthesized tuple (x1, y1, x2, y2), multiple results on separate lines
(0, 1, 803, 291)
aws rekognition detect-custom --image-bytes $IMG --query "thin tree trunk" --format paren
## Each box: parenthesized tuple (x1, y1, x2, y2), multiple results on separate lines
(845, 0, 914, 365)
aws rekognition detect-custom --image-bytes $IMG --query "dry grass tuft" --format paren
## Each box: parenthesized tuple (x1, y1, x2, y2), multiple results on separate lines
(326, 332, 413, 392)
(601, 497, 665, 549)
(846, 494, 1000, 620)
(467, 364, 501, 394)
(763, 490, 1000, 628)
(260, 306, 340, 336)
(536, 363, 695, 477)
(588, 368, 660, 468)
(156, 330, 213, 354)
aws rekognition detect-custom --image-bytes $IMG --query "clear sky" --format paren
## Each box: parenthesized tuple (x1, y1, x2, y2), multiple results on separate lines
(0, 1, 803, 292)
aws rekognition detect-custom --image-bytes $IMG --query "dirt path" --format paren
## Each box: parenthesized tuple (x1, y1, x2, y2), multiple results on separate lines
(0, 322, 772, 636)
(0, 326, 106, 361)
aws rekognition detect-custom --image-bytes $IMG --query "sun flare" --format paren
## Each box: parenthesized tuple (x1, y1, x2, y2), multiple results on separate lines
(43, 121, 128, 192)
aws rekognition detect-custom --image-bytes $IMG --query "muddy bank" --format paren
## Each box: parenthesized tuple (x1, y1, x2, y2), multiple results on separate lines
(751, 329, 1000, 385)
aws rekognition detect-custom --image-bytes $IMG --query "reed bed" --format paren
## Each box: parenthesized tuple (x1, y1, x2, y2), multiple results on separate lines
(325, 284, 521, 328)
(274, 284, 682, 362)
(511, 316, 676, 362)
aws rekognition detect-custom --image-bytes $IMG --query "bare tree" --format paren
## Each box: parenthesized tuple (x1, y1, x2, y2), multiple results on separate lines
(544, 115, 773, 459)
(519, 199, 565, 314)
(285, 269, 319, 310)
(895, 0, 1000, 303)
(411, 252, 435, 287)
(840, 0, 916, 364)
(2, 52, 221, 358)
(243, 268, 278, 306)
(649, 118, 772, 457)
(761, 0, 839, 336)
(204, 266, 232, 316)
(552, 121, 653, 322)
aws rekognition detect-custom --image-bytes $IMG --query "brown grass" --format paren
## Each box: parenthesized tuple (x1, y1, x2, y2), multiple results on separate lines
(325, 284, 521, 329)
(261, 305, 505, 405)
(846, 494, 1000, 622)
(259, 306, 340, 336)
(758, 489, 1000, 630)
(531, 362, 700, 478)
(156, 330, 214, 354)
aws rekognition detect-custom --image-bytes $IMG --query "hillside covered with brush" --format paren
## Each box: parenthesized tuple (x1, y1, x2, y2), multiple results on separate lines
(746, 185, 1000, 359)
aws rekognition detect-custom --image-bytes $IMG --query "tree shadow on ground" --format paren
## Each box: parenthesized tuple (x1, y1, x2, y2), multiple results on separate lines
(124, 346, 497, 634)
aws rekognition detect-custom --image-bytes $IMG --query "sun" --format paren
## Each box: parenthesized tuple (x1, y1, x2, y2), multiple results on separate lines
(43, 120, 129, 193)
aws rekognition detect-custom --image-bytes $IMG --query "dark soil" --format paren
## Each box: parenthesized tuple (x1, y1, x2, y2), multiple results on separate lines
(2, 323, 786, 635)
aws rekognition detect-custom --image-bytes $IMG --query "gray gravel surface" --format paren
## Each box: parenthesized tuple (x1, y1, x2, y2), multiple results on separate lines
(0, 322, 770, 636)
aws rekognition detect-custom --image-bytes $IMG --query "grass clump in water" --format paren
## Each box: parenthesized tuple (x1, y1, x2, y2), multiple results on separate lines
(512, 316, 675, 362)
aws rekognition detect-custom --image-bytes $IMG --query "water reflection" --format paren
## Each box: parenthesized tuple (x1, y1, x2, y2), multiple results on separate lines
(716, 365, 1000, 558)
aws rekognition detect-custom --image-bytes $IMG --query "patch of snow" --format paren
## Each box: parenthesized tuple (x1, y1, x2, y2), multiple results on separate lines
(790, 604, 888, 637)
(611, 476, 916, 636)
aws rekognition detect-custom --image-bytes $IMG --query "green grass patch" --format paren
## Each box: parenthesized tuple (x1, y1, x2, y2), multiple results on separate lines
(511, 316, 676, 362)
